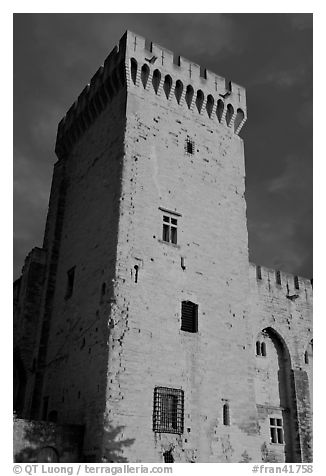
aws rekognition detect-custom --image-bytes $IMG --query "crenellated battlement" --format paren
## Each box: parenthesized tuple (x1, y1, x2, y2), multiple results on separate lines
(55, 30, 247, 161)
(249, 262, 313, 298)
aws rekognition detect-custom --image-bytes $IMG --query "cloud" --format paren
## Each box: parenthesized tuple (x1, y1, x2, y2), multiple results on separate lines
(267, 154, 312, 196)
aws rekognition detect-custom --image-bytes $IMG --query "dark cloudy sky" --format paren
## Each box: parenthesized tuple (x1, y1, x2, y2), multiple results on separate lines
(13, 13, 312, 279)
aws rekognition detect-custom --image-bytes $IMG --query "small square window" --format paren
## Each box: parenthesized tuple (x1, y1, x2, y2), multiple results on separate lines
(181, 301, 198, 333)
(269, 417, 284, 444)
(153, 387, 184, 434)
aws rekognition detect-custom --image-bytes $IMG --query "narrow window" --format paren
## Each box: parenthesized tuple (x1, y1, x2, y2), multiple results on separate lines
(206, 94, 214, 118)
(42, 396, 49, 421)
(130, 58, 137, 85)
(223, 403, 230, 426)
(152, 69, 161, 94)
(226, 103, 234, 126)
(163, 450, 174, 463)
(261, 342, 267, 357)
(276, 270, 281, 286)
(304, 350, 309, 365)
(134, 265, 139, 283)
(153, 387, 184, 434)
(65, 267, 75, 299)
(195, 90, 204, 113)
(294, 275, 300, 290)
(256, 341, 261, 356)
(163, 75, 172, 99)
(162, 214, 178, 245)
(216, 99, 224, 122)
(270, 418, 284, 444)
(174, 80, 183, 104)
(256, 265, 262, 280)
(141, 64, 150, 89)
(181, 301, 198, 333)
(185, 85, 194, 109)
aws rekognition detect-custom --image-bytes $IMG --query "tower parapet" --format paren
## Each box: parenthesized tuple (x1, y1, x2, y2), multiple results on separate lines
(55, 30, 247, 161)
(249, 262, 313, 301)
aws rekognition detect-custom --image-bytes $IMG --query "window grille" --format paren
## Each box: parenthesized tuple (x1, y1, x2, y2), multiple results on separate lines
(270, 417, 284, 444)
(294, 275, 300, 290)
(181, 301, 198, 333)
(153, 387, 184, 434)
(185, 137, 195, 155)
(276, 270, 281, 285)
(163, 450, 174, 463)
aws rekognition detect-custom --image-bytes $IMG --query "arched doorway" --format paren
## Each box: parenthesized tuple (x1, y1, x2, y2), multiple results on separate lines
(254, 328, 300, 462)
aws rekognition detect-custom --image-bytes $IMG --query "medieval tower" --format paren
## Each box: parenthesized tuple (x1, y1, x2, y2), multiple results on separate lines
(13, 31, 313, 463)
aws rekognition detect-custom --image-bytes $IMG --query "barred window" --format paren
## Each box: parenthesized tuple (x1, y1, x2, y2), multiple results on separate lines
(163, 450, 174, 463)
(181, 301, 198, 333)
(270, 417, 284, 444)
(294, 275, 300, 290)
(185, 137, 195, 155)
(223, 403, 230, 426)
(276, 270, 281, 285)
(153, 387, 184, 434)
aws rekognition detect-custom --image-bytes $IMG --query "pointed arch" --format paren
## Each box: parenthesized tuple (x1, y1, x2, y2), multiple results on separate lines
(195, 90, 204, 113)
(130, 58, 137, 85)
(234, 108, 245, 132)
(185, 85, 194, 109)
(226, 103, 234, 126)
(174, 80, 183, 104)
(152, 69, 161, 94)
(141, 64, 150, 89)
(216, 99, 224, 122)
(163, 75, 172, 99)
(206, 94, 214, 118)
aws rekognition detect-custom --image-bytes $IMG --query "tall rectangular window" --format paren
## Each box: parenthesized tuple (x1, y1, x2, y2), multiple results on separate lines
(153, 387, 184, 434)
(162, 215, 178, 244)
(65, 266, 75, 299)
(181, 301, 198, 333)
(270, 417, 284, 444)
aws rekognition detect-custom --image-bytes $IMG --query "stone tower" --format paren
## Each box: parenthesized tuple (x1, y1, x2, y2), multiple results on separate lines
(14, 31, 312, 463)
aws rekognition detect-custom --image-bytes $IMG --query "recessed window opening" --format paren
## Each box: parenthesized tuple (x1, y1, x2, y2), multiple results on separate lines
(134, 265, 139, 283)
(174, 80, 183, 104)
(216, 99, 224, 122)
(256, 341, 261, 356)
(223, 403, 230, 426)
(141, 64, 150, 89)
(152, 69, 161, 94)
(163, 450, 174, 463)
(185, 85, 194, 109)
(153, 387, 184, 434)
(294, 276, 300, 290)
(256, 265, 262, 280)
(276, 270, 282, 285)
(261, 342, 267, 357)
(65, 267, 75, 299)
(304, 350, 309, 364)
(163, 75, 172, 99)
(130, 58, 137, 85)
(206, 95, 214, 118)
(226, 103, 234, 126)
(181, 301, 198, 333)
(162, 214, 178, 245)
(270, 417, 284, 444)
(195, 90, 204, 113)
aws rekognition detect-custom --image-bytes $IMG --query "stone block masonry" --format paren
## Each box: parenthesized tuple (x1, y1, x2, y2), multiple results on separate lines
(13, 30, 312, 463)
